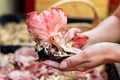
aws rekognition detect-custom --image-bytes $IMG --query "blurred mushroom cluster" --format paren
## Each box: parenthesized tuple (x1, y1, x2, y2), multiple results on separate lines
(0, 22, 35, 45)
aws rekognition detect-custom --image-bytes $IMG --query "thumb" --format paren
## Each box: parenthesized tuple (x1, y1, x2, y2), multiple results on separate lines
(60, 52, 88, 69)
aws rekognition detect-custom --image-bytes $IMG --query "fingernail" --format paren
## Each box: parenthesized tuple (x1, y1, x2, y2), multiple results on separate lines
(60, 61, 68, 69)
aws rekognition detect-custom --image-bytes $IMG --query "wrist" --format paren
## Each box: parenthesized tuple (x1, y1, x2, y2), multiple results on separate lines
(81, 15, 120, 46)
(107, 43, 120, 63)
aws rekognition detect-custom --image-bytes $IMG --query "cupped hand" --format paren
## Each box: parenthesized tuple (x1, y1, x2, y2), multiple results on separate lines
(43, 42, 119, 71)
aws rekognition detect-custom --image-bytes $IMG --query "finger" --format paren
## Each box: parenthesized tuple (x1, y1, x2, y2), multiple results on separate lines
(76, 62, 93, 71)
(59, 66, 86, 71)
(43, 60, 77, 71)
(43, 61, 92, 72)
(76, 61, 102, 71)
(62, 62, 91, 71)
(59, 52, 89, 69)
(43, 60, 60, 69)
(43, 60, 79, 71)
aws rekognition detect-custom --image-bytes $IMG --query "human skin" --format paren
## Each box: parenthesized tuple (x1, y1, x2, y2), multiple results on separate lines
(43, 4, 120, 71)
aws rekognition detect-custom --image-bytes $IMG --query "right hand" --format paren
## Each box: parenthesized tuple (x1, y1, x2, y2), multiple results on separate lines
(43, 42, 120, 71)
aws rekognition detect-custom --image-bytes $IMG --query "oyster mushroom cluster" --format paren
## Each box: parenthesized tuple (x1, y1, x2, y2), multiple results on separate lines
(26, 8, 88, 62)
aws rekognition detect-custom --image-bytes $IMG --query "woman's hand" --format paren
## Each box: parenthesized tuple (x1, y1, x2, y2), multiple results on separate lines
(43, 42, 120, 71)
